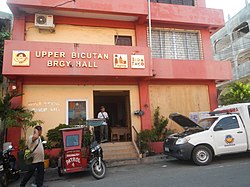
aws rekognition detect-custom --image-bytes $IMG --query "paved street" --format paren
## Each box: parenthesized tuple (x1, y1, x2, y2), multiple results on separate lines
(10, 152, 250, 187)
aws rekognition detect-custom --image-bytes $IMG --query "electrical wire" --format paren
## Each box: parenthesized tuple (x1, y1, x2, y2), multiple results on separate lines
(27, 0, 76, 15)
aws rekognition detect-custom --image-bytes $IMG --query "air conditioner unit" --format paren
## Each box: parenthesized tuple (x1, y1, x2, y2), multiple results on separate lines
(35, 14, 55, 29)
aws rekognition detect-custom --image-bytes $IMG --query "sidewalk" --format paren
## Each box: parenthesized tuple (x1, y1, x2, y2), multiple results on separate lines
(10, 154, 173, 186)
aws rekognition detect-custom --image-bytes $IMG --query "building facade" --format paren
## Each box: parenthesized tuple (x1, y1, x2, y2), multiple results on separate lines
(211, 3, 250, 89)
(3, 0, 231, 146)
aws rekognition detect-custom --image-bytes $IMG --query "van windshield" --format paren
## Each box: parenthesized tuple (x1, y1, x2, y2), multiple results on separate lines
(198, 117, 218, 130)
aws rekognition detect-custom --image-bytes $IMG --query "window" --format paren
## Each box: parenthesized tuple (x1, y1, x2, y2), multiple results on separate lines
(149, 28, 202, 60)
(214, 116, 239, 131)
(198, 118, 218, 130)
(67, 100, 87, 125)
(214, 34, 231, 53)
(232, 22, 249, 41)
(115, 36, 132, 46)
(66, 135, 79, 147)
(151, 0, 194, 6)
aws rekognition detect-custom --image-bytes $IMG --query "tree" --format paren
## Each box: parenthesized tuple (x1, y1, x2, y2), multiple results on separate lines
(5, 108, 43, 143)
(219, 82, 250, 105)
(0, 92, 43, 150)
(0, 29, 10, 83)
(0, 92, 22, 150)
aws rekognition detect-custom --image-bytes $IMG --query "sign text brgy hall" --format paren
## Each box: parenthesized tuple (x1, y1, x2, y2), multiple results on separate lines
(35, 51, 109, 68)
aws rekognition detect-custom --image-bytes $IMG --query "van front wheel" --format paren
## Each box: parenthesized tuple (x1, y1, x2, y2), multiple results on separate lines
(192, 145, 212, 166)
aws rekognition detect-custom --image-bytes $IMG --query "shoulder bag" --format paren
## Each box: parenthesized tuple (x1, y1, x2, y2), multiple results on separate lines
(24, 138, 40, 165)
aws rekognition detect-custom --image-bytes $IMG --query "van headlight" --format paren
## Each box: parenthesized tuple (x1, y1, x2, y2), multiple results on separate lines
(175, 137, 191, 145)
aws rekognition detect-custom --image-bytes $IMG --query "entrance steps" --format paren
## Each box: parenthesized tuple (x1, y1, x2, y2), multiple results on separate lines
(101, 142, 140, 167)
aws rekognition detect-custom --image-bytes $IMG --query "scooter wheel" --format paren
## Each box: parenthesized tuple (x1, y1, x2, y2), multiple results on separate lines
(0, 173, 8, 187)
(14, 172, 20, 181)
(90, 160, 106, 180)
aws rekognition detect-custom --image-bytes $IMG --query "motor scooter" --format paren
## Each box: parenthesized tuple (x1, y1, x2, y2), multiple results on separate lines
(0, 145, 20, 187)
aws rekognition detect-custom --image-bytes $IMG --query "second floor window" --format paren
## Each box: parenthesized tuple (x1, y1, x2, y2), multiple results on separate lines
(115, 36, 132, 46)
(149, 28, 202, 60)
(152, 0, 195, 6)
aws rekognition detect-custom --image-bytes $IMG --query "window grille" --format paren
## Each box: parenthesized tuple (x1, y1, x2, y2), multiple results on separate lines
(148, 28, 203, 60)
(151, 0, 195, 6)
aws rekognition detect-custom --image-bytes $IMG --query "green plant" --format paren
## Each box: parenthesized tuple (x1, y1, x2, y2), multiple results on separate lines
(44, 154, 50, 159)
(82, 128, 92, 147)
(5, 108, 43, 142)
(45, 140, 53, 149)
(0, 30, 10, 83)
(138, 106, 171, 153)
(47, 124, 69, 148)
(19, 138, 26, 151)
(0, 92, 42, 150)
(219, 82, 250, 105)
(138, 129, 154, 153)
(151, 106, 169, 142)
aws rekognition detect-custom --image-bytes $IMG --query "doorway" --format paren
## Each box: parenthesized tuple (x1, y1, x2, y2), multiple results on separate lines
(94, 91, 131, 142)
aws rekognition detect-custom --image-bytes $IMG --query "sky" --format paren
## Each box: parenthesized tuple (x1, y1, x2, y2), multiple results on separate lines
(0, 0, 249, 22)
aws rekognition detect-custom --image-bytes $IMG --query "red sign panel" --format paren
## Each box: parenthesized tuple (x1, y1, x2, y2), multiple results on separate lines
(65, 150, 82, 170)
(3, 40, 152, 77)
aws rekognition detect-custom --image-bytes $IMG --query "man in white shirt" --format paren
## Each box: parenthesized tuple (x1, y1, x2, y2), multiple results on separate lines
(97, 106, 109, 142)
(20, 126, 47, 187)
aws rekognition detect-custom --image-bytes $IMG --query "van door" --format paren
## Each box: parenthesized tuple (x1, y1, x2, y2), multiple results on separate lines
(212, 115, 247, 155)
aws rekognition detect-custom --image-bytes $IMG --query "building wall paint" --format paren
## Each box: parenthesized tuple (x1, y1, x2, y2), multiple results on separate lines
(25, 23, 136, 45)
(149, 85, 210, 131)
(22, 85, 141, 136)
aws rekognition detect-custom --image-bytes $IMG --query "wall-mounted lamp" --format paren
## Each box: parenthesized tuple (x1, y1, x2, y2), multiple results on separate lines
(134, 110, 144, 116)
(132, 50, 140, 55)
(10, 80, 17, 90)
(12, 85, 17, 90)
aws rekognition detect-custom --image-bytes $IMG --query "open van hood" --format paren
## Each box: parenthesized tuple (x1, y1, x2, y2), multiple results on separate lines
(169, 113, 202, 128)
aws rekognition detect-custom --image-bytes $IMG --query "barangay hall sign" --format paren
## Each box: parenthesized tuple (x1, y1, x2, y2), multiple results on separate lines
(11, 50, 145, 69)
(4, 41, 151, 77)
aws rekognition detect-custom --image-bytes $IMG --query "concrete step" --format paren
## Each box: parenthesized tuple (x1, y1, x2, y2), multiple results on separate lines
(100, 141, 134, 148)
(104, 153, 138, 160)
(105, 158, 140, 167)
(101, 141, 139, 161)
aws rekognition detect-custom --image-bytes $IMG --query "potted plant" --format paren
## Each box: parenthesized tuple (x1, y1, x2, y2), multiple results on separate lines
(44, 154, 50, 169)
(138, 129, 154, 157)
(138, 107, 173, 155)
(149, 106, 169, 154)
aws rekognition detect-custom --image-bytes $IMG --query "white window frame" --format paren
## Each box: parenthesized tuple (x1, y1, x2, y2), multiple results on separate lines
(66, 99, 88, 125)
(149, 27, 203, 60)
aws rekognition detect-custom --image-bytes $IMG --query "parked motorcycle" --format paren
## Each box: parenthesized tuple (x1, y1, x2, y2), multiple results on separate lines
(0, 145, 20, 187)
(89, 141, 106, 179)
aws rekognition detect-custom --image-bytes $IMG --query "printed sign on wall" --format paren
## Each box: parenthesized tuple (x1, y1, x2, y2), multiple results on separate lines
(12, 50, 30, 66)
(113, 54, 128, 69)
(131, 55, 145, 69)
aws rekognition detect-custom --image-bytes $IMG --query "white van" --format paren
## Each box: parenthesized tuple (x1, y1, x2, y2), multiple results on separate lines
(163, 103, 250, 165)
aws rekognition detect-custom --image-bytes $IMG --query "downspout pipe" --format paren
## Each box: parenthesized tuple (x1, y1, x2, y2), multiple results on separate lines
(148, 0, 152, 48)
